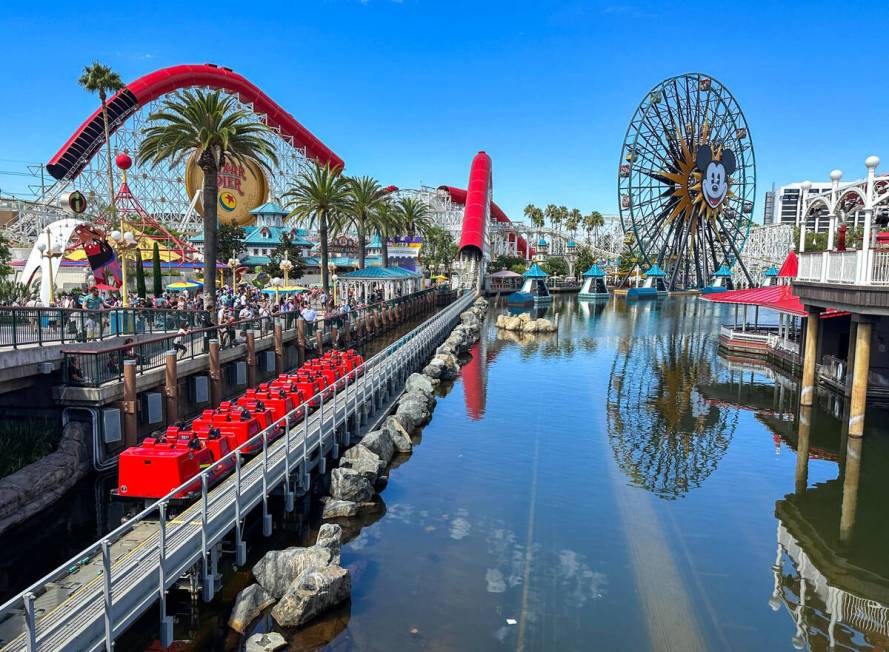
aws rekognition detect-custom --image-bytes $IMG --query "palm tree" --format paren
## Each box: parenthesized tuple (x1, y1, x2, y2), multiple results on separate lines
(582, 212, 596, 242)
(285, 162, 350, 295)
(139, 89, 278, 311)
(371, 197, 398, 267)
(345, 176, 385, 269)
(526, 204, 545, 248)
(78, 63, 124, 212)
(544, 204, 559, 232)
(589, 210, 605, 241)
(566, 208, 582, 237)
(395, 196, 433, 239)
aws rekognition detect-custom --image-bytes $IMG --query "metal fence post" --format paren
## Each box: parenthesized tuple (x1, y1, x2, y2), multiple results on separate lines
(302, 405, 310, 492)
(158, 501, 173, 646)
(234, 452, 245, 566)
(284, 419, 294, 512)
(201, 474, 213, 602)
(23, 592, 36, 652)
(102, 539, 113, 651)
(262, 431, 272, 536)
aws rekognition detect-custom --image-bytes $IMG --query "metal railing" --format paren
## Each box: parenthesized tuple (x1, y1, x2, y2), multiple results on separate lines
(825, 250, 858, 284)
(0, 290, 473, 652)
(60, 289, 438, 387)
(0, 307, 209, 349)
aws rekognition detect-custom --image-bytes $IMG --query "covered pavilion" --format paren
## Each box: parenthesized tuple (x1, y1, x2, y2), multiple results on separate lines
(336, 266, 423, 304)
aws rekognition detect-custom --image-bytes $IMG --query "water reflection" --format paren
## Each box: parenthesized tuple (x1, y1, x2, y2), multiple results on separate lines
(773, 406, 889, 650)
(606, 301, 737, 499)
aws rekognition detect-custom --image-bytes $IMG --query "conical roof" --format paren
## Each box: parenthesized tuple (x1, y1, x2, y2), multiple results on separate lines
(645, 264, 666, 277)
(523, 262, 549, 278)
(713, 265, 733, 277)
(763, 266, 779, 277)
(583, 263, 606, 277)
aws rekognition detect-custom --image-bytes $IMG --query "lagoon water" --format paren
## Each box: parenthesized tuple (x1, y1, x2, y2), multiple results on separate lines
(328, 295, 889, 651)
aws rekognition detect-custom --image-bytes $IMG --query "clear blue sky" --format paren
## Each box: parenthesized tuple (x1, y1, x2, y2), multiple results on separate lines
(2, 0, 888, 223)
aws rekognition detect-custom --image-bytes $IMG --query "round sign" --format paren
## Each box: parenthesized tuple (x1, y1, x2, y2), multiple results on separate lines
(66, 191, 87, 214)
(184, 155, 269, 226)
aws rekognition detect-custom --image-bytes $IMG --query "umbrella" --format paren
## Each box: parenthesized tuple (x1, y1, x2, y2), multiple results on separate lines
(261, 285, 307, 295)
(432, 274, 449, 281)
(90, 283, 119, 292)
(167, 280, 203, 290)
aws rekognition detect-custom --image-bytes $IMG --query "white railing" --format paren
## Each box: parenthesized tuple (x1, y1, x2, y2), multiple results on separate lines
(797, 252, 822, 281)
(825, 250, 858, 284)
(871, 250, 889, 285)
(0, 291, 474, 652)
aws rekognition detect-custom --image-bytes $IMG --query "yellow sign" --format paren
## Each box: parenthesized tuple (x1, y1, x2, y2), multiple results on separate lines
(184, 155, 268, 226)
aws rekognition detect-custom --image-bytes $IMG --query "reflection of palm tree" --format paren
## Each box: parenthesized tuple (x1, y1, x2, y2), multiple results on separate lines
(606, 307, 736, 499)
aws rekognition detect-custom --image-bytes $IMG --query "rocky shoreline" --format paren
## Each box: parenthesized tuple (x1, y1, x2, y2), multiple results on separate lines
(495, 312, 557, 333)
(229, 296, 489, 643)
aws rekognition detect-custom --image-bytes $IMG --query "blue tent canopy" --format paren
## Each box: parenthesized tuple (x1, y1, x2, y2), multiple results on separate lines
(763, 266, 779, 277)
(713, 265, 733, 278)
(645, 264, 666, 277)
(523, 263, 549, 278)
(582, 264, 606, 278)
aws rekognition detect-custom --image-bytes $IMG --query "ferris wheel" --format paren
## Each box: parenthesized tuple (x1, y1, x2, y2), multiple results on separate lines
(618, 73, 756, 290)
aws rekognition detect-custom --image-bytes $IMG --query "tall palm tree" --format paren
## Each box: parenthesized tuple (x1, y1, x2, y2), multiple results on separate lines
(285, 162, 350, 295)
(139, 89, 278, 311)
(345, 176, 385, 269)
(526, 204, 545, 248)
(78, 63, 124, 212)
(582, 212, 596, 242)
(566, 208, 582, 237)
(371, 198, 398, 267)
(589, 210, 605, 241)
(544, 204, 560, 232)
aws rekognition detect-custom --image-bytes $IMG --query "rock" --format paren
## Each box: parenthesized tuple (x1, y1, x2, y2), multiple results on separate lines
(405, 372, 434, 396)
(395, 396, 430, 430)
(339, 444, 384, 483)
(361, 429, 394, 463)
(321, 498, 360, 519)
(329, 468, 374, 503)
(228, 583, 275, 633)
(423, 363, 442, 379)
(246, 631, 288, 652)
(271, 565, 352, 628)
(518, 312, 530, 323)
(383, 416, 413, 453)
(316, 523, 342, 564)
(521, 320, 539, 333)
(253, 546, 333, 599)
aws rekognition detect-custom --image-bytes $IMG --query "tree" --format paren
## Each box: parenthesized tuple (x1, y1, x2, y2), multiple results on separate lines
(422, 226, 458, 272)
(217, 221, 246, 283)
(575, 244, 598, 276)
(371, 197, 398, 267)
(138, 89, 278, 314)
(265, 234, 307, 279)
(345, 176, 385, 269)
(78, 63, 124, 213)
(566, 208, 582, 237)
(586, 211, 605, 242)
(0, 231, 13, 277)
(541, 256, 568, 276)
(151, 242, 162, 297)
(135, 249, 147, 299)
(285, 162, 350, 294)
(490, 254, 526, 272)
(544, 204, 560, 231)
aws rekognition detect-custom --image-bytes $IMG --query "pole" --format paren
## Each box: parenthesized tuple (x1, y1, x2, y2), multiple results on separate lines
(123, 359, 138, 447)
(164, 350, 178, 426)
(246, 332, 256, 387)
(209, 339, 221, 406)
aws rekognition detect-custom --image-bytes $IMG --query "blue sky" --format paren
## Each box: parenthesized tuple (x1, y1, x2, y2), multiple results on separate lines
(2, 0, 889, 223)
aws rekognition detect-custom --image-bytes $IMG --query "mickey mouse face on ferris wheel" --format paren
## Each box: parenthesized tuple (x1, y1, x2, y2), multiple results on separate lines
(695, 144, 736, 210)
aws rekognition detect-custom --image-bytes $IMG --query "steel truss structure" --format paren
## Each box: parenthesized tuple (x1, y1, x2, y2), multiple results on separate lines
(5, 93, 311, 244)
(618, 73, 756, 289)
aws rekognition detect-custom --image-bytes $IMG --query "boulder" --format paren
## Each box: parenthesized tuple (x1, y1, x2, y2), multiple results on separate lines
(383, 416, 413, 453)
(271, 565, 352, 628)
(228, 583, 275, 633)
(246, 632, 288, 652)
(360, 429, 394, 463)
(405, 372, 434, 397)
(253, 546, 332, 599)
(316, 523, 342, 564)
(521, 320, 539, 333)
(321, 498, 360, 519)
(395, 396, 430, 430)
(329, 468, 374, 503)
(423, 363, 442, 379)
(339, 444, 384, 483)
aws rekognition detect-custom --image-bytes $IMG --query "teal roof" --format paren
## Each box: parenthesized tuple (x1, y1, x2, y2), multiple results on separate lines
(241, 255, 271, 266)
(368, 235, 383, 248)
(582, 263, 606, 277)
(250, 201, 287, 216)
(645, 264, 666, 277)
(537, 238, 548, 247)
(713, 265, 733, 278)
(567, 239, 577, 248)
(523, 263, 549, 278)
(243, 226, 313, 247)
(763, 266, 779, 277)
(340, 266, 421, 280)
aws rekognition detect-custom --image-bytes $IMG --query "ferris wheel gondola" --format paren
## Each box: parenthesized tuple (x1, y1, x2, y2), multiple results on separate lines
(618, 73, 756, 290)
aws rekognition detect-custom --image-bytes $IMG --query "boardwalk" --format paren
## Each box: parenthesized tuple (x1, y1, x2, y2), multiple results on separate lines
(0, 292, 473, 652)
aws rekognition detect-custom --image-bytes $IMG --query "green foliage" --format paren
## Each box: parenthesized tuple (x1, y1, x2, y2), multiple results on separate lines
(78, 62, 123, 101)
(490, 254, 527, 272)
(575, 245, 599, 275)
(509, 263, 529, 275)
(151, 242, 162, 297)
(541, 256, 568, 276)
(217, 222, 246, 262)
(0, 280, 36, 304)
(135, 250, 146, 299)
(422, 226, 458, 271)
(0, 231, 13, 277)
(265, 235, 307, 280)
(0, 416, 63, 479)
(344, 176, 386, 268)
(395, 196, 433, 238)
(524, 204, 545, 230)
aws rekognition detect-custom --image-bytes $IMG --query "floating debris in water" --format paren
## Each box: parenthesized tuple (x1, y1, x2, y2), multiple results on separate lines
(486, 568, 506, 593)
(506, 618, 517, 625)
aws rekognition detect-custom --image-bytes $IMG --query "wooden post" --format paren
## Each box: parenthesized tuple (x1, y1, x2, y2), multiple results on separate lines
(840, 435, 863, 544)
(847, 319, 873, 438)
(246, 332, 256, 387)
(794, 406, 811, 495)
(315, 328, 323, 354)
(164, 350, 178, 426)
(123, 359, 138, 447)
(800, 310, 820, 407)
(209, 339, 221, 406)
(297, 317, 306, 367)
(274, 323, 283, 376)
(331, 325, 339, 350)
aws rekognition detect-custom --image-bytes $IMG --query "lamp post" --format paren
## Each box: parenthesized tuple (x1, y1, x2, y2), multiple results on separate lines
(332, 274, 339, 305)
(36, 230, 62, 306)
(565, 240, 577, 279)
(328, 261, 337, 305)
(270, 276, 283, 304)
(279, 257, 293, 288)
(227, 258, 240, 287)
(108, 230, 139, 307)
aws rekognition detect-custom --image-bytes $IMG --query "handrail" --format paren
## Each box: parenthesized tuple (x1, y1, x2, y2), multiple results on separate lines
(0, 289, 470, 651)
(0, 306, 209, 349)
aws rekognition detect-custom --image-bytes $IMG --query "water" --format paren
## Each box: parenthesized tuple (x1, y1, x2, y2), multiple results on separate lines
(325, 296, 889, 651)
(11, 296, 889, 651)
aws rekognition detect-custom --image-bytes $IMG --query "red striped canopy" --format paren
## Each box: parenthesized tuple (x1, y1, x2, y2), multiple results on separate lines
(702, 284, 846, 318)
